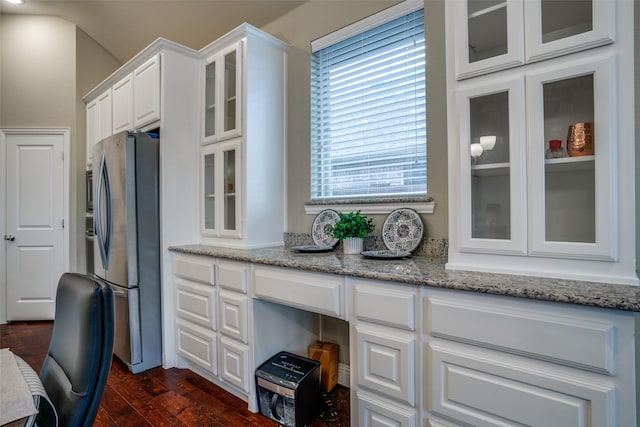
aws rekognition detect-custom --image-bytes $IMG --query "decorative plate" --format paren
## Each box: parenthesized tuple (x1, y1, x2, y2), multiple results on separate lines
(382, 208, 424, 253)
(312, 209, 340, 247)
(361, 250, 411, 260)
(291, 245, 335, 253)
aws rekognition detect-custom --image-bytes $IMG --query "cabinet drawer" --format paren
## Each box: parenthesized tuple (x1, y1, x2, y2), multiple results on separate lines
(175, 277, 216, 330)
(351, 278, 417, 331)
(428, 339, 615, 427)
(219, 290, 249, 343)
(354, 323, 416, 406)
(218, 261, 249, 293)
(219, 336, 250, 393)
(173, 255, 215, 285)
(356, 389, 417, 427)
(176, 319, 217, 374)
(253, 266, 343, 318)
(425, 289, 618, 375)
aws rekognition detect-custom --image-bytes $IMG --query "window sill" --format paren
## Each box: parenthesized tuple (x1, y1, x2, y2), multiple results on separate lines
(304, 197, 435, 215)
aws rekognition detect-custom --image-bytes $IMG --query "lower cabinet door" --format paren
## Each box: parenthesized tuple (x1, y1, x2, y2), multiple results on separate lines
(356, 389, 417, 427)
(428, 339, 617, 427)
(219, 336, 250, 393)
(354, 323, 416, 406)
(176, 318, 218, 374)
(218, 290, 248, 343)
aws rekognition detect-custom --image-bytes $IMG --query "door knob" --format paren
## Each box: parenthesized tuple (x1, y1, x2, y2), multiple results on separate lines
(4, 235, 15, 241)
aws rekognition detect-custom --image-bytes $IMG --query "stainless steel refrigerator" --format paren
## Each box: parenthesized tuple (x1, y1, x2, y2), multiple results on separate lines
(93, 131, 162, 374)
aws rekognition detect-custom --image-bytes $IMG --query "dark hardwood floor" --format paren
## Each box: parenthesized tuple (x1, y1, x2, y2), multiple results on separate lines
(0, 321, 350, 426)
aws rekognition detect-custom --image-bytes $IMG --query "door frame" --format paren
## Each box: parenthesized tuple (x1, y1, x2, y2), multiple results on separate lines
(0, 128, 71, 324)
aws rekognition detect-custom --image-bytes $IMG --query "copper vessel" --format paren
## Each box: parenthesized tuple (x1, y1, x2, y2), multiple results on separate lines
(567, 122, 594, 156)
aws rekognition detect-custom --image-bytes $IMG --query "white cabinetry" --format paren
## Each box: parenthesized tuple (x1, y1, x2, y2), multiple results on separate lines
(173, 254, 253, 399)
(85, 52, 162, 164)
(217, 260, 251, 393)
(199, 24, 287, 249)
(133, 54, 161, 129)
(112, 72, 133, 134)
(350, 278, 419, 426)
(451, 0, 614, 80)
(424, 288, 637, 427)
(174, 255, 217, 374)
(446, 0, 637, 284)
(85, 88, 112, 165)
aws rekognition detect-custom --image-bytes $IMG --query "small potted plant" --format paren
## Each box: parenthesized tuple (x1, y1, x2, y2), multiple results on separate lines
(330, 210, 375, 254)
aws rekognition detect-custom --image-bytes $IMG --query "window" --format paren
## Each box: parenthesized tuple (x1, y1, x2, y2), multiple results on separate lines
(311, 2, 426, 201)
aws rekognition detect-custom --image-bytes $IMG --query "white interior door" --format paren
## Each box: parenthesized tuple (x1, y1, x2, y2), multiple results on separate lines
(2, 129, 69, 321)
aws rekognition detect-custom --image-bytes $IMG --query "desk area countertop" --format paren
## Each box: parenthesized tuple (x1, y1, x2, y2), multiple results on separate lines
(169, 245, 640, 312)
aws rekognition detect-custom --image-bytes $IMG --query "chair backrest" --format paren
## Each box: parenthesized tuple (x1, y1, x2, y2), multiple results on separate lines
(37, 273, 115, 427)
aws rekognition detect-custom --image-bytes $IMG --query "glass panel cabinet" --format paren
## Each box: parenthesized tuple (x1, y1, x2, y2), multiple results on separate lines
(201, 140, 241, 238)
(452, 0, 614, 80)
(202, 42, 242, 143)
(456, 76, 526, 255)
(526, 56, 615, 260)
(446, 0, 634, 283)
(198, 24, 287, 249)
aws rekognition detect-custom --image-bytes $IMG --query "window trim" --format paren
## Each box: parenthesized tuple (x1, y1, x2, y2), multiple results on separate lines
(304, 199, 435, 215)
(311, 0, 425, 52)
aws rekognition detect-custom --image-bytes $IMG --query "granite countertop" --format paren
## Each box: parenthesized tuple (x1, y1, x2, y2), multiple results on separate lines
(169, 244, 640, 312)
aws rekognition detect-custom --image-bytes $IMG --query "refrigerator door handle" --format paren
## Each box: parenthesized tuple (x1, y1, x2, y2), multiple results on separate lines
(96, 150, 113, 269)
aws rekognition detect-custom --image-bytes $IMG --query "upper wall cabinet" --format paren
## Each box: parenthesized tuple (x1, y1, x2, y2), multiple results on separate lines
(451, 0, 614, 80)
(133, 55, 161, 129)
(445, 0, 637, 284)
(202, 42, 242, 144)
(85, 51, 164, 165)
(198, 24, 288, 249)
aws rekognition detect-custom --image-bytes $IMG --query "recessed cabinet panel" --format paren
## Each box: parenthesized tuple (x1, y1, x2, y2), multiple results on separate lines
(176, 318, 218, 374)
(356, 390, 417, 427)
(352, 279, 417, 331)
(355, 323, 415, 406)
(456, 76, 526, 255)
(219, 336, 250, 392)
(428, 340, 616, 427)
(173, 256, 215, 285)
(527, 56, 615, 260)
(112, 73, 133, 134)
(133, 54, 161, 128)
(218, 261, 249, 293)
(175, 278, 216, 330)
(219, 290, 248, 343)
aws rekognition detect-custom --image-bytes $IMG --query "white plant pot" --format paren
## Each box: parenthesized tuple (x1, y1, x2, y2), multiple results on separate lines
(343, 237, 364, 254)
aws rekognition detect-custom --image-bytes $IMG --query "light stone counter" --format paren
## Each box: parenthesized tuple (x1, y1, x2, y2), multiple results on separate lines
(169, 244, 640, 312)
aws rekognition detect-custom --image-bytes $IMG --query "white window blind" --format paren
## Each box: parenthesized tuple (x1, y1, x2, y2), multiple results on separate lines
(311, 6, 426, 200)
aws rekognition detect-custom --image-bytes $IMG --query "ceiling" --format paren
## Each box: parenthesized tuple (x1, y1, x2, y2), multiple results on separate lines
(0, 0, 309, 63)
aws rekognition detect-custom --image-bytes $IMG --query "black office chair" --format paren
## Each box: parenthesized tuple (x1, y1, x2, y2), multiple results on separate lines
(36, 273, 115, 427)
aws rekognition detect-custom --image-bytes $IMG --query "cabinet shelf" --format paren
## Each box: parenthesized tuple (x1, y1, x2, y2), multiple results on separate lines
(544, 155, 594, 172)
(471, 162, 510, 177)
(468, 2, 506, 19)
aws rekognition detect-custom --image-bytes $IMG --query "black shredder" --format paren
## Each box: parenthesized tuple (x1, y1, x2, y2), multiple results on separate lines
(255, 351, 321, 426)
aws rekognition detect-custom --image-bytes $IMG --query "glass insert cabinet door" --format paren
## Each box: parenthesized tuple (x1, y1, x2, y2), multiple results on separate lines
(201, 41, 243, 143)
(452, 0, 614, 80)
(201, 140, 242, 238)
(204, 59, 216, 139)
(456, 76, 526, 255)
(526, 55, 615, 261)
